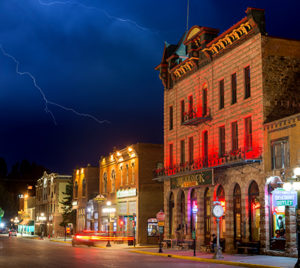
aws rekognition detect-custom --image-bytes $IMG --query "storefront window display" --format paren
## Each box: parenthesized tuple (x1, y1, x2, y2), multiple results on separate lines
(216, 185, 225, 238)
(147, 218, 159, 237)
(249, 181, 260, 242)
(233, 184, 242, 246)
(190, 189, 197, 233)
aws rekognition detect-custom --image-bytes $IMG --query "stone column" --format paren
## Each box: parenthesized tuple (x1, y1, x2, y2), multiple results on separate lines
(259, 188, 269, 254)
(241, 186, 249, 242)
(225, 191, 235, 253)
(285, 206, 297, 257)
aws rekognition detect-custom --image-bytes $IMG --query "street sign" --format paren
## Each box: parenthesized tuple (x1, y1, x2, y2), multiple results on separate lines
(156, 211, 165, 222)
(158, 221, 165, 227)
(159, 226, 164, 234)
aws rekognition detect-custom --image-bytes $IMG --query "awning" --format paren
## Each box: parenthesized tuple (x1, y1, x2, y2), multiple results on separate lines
(19, 219, 34, 226)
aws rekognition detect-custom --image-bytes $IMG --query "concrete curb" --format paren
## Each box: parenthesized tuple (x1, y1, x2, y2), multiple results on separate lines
(50, 239, 71, 244)
(130, 250, 281, 268)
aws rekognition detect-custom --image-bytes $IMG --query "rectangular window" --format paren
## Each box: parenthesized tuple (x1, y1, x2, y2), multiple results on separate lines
(180, 140, 185, 165)
(244, 66, 251, 99)
(219, 126, 225, 157)
(203, 131, 208, 166)
(169, 144, 173, 168)
(188, 136, 194, 164)
(169, 106, 173, 130)
(231, 121, 238, 152)
(219, 79, 224, 109)
(271, 138, 289, 170)
(188, 95, 193, 119)
(231, 73, 237, 104)
(181, 100, 185, 123)
(202, 87, 208, 116)
(244, 116, 252, 151)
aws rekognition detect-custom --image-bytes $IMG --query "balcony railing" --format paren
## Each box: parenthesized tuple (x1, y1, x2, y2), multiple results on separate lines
(182, 106, 212, 126)
(154, 147, 262, 178)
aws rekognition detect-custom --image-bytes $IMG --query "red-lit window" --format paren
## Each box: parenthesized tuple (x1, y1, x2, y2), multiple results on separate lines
(181, 100, 185, 123)
(188, 95, 193, 119)
(219, 126, 225, 157)
(244, 116, 252, 151)
(231, 121, 238, 152)
(231, 73, 237, 104)
(188, 136, 194, 164)
(202, 131, 208, 166)
(169, 106, 173, 130)
(169, 143, 173, 168)
(180, 140, 185, 165)
(244, 66, 251, 99)
(202, 85, 208, 116)
(219, 79, 224, 109)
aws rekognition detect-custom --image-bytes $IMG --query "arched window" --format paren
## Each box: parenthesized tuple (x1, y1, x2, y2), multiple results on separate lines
(169, 192, 175, 236)
(216, 185, 225, 238)
(82, 178, 86, 197)
(204, 188, 211, 245)
(103, 172, 107, 193)
(233, 184, 242, 246)
(74, 181, 78, 198)
(179, 191, 185, 230)
(111, 170, 116, 193)
(190, 189, 197, 233)
(249, 181, 260, 241)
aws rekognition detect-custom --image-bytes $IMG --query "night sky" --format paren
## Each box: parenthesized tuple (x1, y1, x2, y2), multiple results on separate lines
(1, 0, 299, 174)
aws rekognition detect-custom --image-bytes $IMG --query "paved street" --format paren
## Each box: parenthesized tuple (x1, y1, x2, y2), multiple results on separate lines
(0, 236, 237, 268)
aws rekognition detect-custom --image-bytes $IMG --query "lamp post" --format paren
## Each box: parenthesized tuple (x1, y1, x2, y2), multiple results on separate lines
(106, 201, 112, 247)
(294, 167, 300, 268)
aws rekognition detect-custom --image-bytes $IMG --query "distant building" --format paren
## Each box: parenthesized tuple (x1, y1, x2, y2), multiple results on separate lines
(155, 7, 300, 255)
(98, 143, 163, 245)
(18, 195, 35, 235)
(72, 165, 99, 232)
(35, 172, 71, 237)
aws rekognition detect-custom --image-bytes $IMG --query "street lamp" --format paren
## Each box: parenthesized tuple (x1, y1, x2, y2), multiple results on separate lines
(294, 167, 300, 268)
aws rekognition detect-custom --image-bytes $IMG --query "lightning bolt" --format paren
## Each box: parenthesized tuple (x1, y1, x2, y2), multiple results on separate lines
(38, 0, 152, 32)
(0, 45, 109, 125)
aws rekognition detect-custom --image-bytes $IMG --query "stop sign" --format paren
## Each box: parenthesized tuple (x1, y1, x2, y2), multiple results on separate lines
(156, 211, 165, 221)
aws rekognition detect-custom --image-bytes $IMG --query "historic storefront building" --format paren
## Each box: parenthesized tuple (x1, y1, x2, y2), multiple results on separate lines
(264, 113, 300, 256)
(155, 8, 300, 255)
(72, 165, 99, 232)
(35, 172, 71, 237)
(98, 143, 163, 245)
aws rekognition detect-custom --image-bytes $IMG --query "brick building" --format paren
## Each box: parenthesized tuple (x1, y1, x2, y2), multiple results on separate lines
(98, 143, 163, 245)
(155, 8, 300, 255)
(72, 165, 99, 232)
(35, 172, 71, 237)
(264, 113, 300, 256)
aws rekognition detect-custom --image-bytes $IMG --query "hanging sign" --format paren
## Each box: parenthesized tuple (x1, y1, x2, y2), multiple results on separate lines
(272, 188, 297, 207)
(117, 188, 137, 198)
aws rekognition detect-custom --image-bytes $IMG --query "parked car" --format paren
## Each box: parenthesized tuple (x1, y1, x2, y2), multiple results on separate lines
(9, 230, 17, 237)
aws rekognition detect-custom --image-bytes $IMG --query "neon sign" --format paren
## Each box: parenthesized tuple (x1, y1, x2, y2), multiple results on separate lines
(192, 200, 198, 213)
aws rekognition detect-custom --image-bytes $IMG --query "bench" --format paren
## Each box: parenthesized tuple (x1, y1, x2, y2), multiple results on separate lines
(237, 241, 260, 254)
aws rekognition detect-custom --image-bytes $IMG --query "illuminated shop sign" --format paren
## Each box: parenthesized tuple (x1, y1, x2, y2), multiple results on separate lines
(117, 188, 137, 198)
(171, 170, 213, 189)
(272, 189, 297, 207)
(192, 200, 198, 213)
(102, 207, 116, 214)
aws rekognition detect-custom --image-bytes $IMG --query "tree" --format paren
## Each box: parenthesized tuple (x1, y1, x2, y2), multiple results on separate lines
(60, 179, 76, 237)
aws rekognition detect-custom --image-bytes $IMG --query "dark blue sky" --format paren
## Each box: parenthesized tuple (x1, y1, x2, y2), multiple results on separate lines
(0, 0, 299, 174)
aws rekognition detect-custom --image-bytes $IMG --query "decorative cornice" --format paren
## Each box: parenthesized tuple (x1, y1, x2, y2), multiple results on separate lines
(203, 22, 252, 56)
(171, 57, 198, 79)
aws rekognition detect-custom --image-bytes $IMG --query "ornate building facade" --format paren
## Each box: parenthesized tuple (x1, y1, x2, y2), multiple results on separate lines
(155, 8, 300, 255)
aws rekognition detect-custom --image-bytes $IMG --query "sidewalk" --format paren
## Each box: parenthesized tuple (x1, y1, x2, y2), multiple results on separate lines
(130, 248, 297, 268)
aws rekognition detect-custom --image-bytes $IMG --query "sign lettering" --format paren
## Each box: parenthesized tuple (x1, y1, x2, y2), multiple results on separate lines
(171, 170, 212, 189)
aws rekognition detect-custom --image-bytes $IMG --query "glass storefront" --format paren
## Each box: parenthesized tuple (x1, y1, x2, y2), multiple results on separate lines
(233, 184, 242, 246)
(249, 181, 260, 242)
(190, 189, 197, 234)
